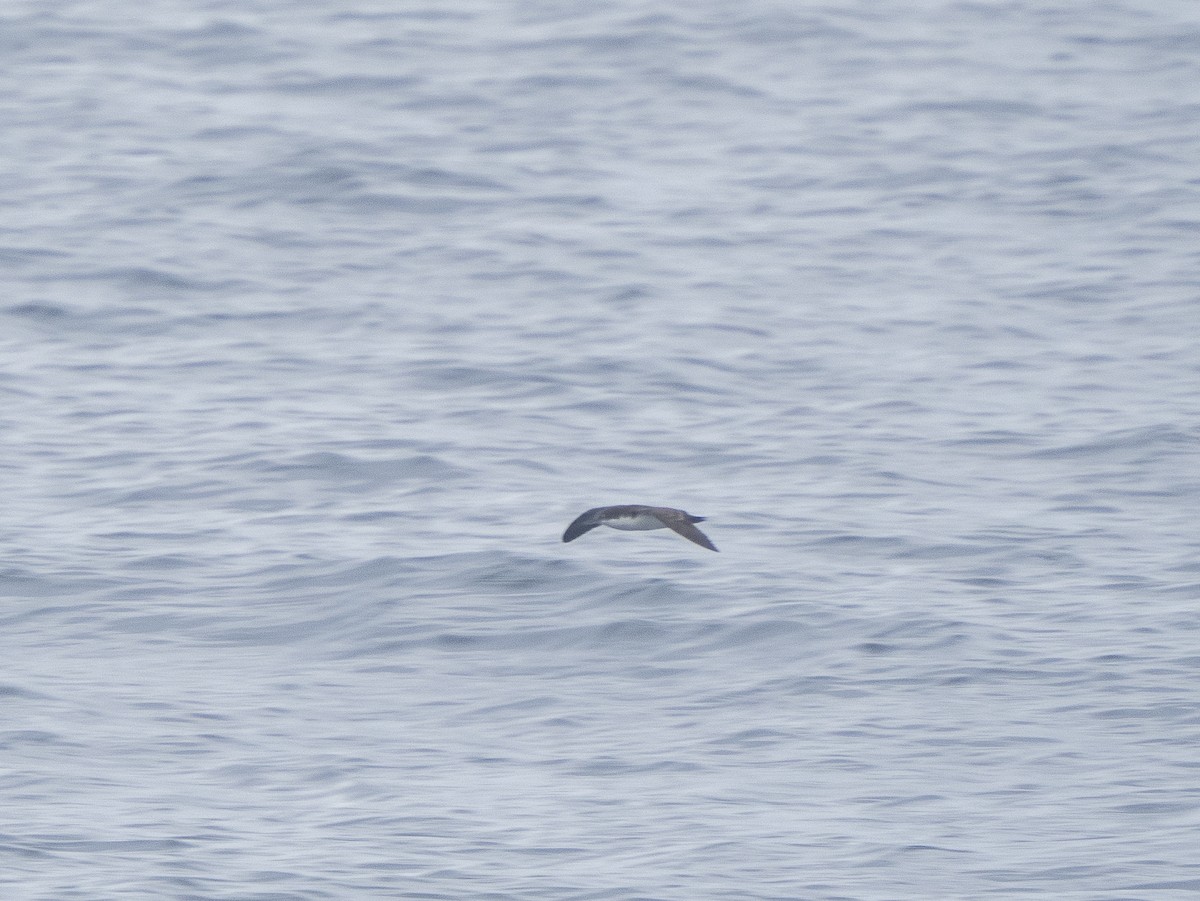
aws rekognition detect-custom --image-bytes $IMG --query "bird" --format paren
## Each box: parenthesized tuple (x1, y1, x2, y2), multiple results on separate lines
(561, 505, 718, 551)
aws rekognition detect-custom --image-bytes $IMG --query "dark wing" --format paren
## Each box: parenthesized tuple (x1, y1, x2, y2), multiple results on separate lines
(656, 510, 719, 552)
(562, 510, 601, 542)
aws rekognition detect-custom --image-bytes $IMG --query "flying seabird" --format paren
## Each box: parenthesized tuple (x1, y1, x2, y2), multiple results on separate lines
(562, 505, 718, 552)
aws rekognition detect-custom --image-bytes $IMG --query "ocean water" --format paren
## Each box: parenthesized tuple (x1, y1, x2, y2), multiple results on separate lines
(3, 1, 1199, 898)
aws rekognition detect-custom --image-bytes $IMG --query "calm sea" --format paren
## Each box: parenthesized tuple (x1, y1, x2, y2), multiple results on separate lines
(2, 1, 1198, 898)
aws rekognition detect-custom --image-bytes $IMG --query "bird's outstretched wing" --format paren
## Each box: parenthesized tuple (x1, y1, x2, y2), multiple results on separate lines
(562, 509, 601, 542)
(655, 510, 719, 551)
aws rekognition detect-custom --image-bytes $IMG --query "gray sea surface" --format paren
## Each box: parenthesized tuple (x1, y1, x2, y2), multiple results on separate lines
(3, 1, 1199, 898)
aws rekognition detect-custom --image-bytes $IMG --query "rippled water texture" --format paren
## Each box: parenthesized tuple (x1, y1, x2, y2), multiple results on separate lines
(2, 1, 1199, 898)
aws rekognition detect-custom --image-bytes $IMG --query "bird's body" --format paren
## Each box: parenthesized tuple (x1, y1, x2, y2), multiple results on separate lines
(562, 505, 718, 551)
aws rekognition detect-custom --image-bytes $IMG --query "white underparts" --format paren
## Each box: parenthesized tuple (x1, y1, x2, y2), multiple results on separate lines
(601, 514, 667, 531)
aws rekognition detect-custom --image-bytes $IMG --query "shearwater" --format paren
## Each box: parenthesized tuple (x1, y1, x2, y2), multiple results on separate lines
(561, 505, 718, 552)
